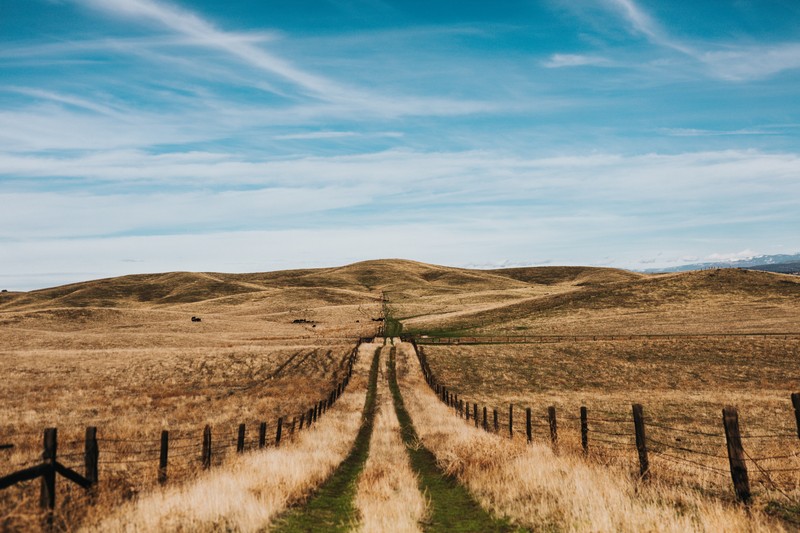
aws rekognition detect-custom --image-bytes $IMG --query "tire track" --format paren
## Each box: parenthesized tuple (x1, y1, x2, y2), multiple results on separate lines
(272, 343, 382, 532)
(386, 346, 520, 532)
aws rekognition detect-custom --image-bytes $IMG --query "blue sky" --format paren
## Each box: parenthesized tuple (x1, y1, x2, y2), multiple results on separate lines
(2, 0, 800, 289)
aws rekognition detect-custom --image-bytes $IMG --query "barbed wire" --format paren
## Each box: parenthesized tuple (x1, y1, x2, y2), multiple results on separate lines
(649, 449, 728, 476)
(646, 437, 727, 459)
(644, 422, 724, 438)
(743, 448, 796, 501)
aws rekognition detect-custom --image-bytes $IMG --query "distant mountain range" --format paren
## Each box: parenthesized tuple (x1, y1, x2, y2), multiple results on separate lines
(644, 253, 800, 275)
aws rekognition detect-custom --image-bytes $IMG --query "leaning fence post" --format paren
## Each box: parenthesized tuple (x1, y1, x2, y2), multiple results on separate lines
(40, 427, 57, 526)
(276, 417, 283, 447)
(509, 404, 513, 439)
(548, 406, 558, 451)
(158, 430, 168, 485)
(237, 424, 246, 454)
(85, 426, 98, 487)
(580, 406, 588, 455)
(526, 408, 532, 443)
(792, 393, 800, 440)
(202, 425, 211, 470)
(722, 406, 751, 504)
(632, 404, 649, 480)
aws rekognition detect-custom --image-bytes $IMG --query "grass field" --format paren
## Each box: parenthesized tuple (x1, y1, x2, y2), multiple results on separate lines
(1, 259, 799, 530)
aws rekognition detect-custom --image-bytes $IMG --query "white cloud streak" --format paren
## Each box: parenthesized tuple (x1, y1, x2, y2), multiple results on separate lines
(601, 0, 800, 80)
(542, 54, 611, 68)
(77, 0, 344, 101)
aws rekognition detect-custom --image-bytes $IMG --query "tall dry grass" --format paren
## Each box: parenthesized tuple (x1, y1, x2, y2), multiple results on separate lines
(354, 345, 427, 533)
(85, 342, 379, 532)
(394, 342, 783, 532)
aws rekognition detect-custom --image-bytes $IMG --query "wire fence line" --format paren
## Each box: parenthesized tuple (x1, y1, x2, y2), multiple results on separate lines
(406, 337, 800, 505)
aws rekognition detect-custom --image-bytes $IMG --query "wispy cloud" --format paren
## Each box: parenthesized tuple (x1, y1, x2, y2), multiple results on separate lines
(599, 0, 800, 80)
(661, 128, 777, 137)
(542, 54, 611, 68)
(273, 131, 403, 140)
(77, 0, 343, 100)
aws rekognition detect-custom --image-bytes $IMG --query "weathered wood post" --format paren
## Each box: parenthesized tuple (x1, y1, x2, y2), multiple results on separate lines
(548, 406, 558, 451)
(308, 408, 314, 426)
(509, 404, 513, 439)
(483, 406, 488, 431)
(237, 424, 246, 454)
(493, 409, 499, 433)
(40, 427, 57, 526)
(291, 417, 297, 436)
(276, 417, 283, 447)
(202, 425, 211, 470)
(299, 413, 305, 430)
(580, 406, 589, 455)
(632, 404, 649, 480)
(792, 393, 800, 439)
(526, 408, 532, 443)
(158, 430, 168, 485)
(259, 422, 267, 448)
(465, 401, 470, 421)
(474, 403, 479, 428)
(722, 406, 751, 504)
(85, 426, 99, 487)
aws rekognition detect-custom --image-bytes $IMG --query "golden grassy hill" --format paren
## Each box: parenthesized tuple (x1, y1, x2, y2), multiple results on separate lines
(1, 260, 798, 337)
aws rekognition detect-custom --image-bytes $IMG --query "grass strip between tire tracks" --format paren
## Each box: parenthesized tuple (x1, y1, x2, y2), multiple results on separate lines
(272, 346, 382, 532)
(387, 347, 524, 533)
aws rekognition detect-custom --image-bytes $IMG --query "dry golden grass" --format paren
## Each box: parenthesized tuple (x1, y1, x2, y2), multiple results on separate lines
(86, 341, 379, 532)
(354, 346, 427, 533)
(0, 267, 384, 531)
(420, 339, 800, 507)
(395, 341, 785, 532)
(2, 260, 799, 530)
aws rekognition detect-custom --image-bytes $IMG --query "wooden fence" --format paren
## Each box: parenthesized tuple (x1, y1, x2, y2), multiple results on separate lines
(414, 333, 800, 345)
(410, 339, 800, 505)
(0, 341, 362, 527)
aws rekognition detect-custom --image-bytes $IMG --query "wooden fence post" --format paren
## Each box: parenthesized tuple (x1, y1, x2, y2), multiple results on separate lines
(202, 425, 211, 470)
(258, 422, 267, 448)
(299, 413, 305, 430)
(632, 404, 649, 480)
(308, 408, 314, 426)
(792, 393, 800, 439)
(482, 407, 488, 431)
(509, 404, 513, 439)
(526, 408, 532, 443)
(276, 417, 283, 447)
(580, 406, 588, 455)
(237, 424, 246, 454)
(548, 406, 558, 451)
(493, 409, 498, 433)
(85, 426, 98, 487)
(158, 430, 168, 485)
(40, 427, 57, 526)
(474, 403, 479, 428)
(722, 406, 751, 504)
(465, 402, 470, 421)
(291, 417, 297, 436)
